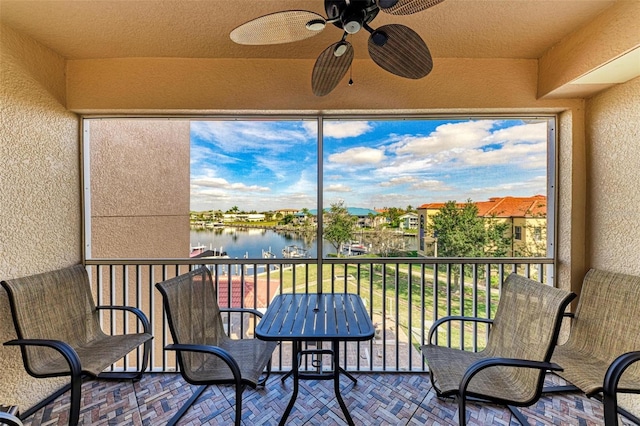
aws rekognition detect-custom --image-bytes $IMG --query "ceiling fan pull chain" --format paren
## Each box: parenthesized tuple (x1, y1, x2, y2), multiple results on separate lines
(349, 63, 354, 86)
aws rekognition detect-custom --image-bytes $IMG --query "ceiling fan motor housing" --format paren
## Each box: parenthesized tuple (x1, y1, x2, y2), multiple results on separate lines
(326, 0, 379, 34)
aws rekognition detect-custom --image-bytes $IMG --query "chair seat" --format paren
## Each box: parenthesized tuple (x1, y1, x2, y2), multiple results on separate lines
(422, 344, 538, 403)
(184, 338, 278, 386)
(552, 345, 640, 395)
(34, 333, 152, 377)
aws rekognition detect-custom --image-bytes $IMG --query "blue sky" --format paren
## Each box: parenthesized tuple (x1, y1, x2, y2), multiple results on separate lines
(190, 118, 548, 212)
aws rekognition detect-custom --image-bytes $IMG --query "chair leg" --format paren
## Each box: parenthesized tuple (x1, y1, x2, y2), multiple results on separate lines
(458, 395, 467, 425)
(235, 384, 245, 426)
(257, 358, 272, 386)
(69, 374, 82, 426)
(135, 339, 152, 381)
(167, 385, 208, 426)
(507, 405, 531, 426)
(603, 392, 619, 426)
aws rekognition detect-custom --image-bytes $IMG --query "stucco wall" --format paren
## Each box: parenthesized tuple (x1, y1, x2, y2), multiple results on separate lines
(586, 76, 640, 275)
(88, 119, 190, 259)
(585, 76, 640, 416)
(0, 24, 80, 410)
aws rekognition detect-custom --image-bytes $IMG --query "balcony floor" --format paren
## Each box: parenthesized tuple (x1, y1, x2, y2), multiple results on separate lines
(21, 372, 633, 425)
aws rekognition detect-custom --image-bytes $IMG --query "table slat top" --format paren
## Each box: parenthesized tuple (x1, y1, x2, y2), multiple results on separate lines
(256, 293, 374, 342)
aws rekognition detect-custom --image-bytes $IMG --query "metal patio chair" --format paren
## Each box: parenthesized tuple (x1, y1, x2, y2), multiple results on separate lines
(1, 264, 152, 426)
(545, 269, 640, 425)
(421, 273, 575, 425)
(155, 266, 277, 426)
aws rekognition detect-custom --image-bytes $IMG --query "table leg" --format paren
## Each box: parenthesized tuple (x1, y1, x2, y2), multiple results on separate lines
(338, 366, 357, 384)
(332, 341, 355, 426)
(280, 342, 300, 425)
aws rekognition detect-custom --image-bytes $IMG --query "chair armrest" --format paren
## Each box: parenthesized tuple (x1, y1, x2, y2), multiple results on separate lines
(460, 357, 563, 398)
(4, 339, 82, 377)
(428, 316, 493, 344)
(164, 343, 242, 385)
(220, 307, 264, 318)
(604, 351, 640, 394)
(96, 305, 151, 334)
(603, 351, 640, 426)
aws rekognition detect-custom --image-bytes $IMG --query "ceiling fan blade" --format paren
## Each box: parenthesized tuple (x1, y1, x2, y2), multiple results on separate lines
(368, 24, 433, 79)
(312, 41, 354, 96)
(378, 0, 445, 15)
(230, 10, 326, 45)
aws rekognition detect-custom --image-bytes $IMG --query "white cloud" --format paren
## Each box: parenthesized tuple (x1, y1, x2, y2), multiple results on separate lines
(191, 121, 309, 152)
(392, 120, 497, 156)
(485, 122, 547, 144)
(468, 175, 547, 198)
(328, 147, 386, 165)
(192, 176, 270, 193)
(379, 176, 418, 187)
(459, 140, 547, 169)
(411, 180, 454, 191)
(304, 120, 373, 139)
(327, 184, 352, 193)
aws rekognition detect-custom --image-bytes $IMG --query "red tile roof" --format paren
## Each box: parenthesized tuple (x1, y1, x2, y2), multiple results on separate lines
(215, 275, 280, 309)
(419, 195, 546, 218)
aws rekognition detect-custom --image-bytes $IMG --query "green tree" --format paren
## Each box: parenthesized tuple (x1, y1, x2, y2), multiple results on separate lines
(281, 214, 295, 225)
(300, 207, 311, 225)
(384, 207, 404, 228)
(431, 201, 485, 257)
(431, 200, 512, 258)
(324, 201, 356, 255)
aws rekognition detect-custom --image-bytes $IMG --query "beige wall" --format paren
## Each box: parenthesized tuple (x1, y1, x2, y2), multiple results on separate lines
(0, 24, 80, 409)
(88, 119, 190, 259)
(585, 76, 640, 276)
(67, 57, 581, 113)
(585, 74, 640, 419)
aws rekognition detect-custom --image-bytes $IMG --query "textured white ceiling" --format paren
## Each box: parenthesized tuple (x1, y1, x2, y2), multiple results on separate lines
(0, 0, 617, 61)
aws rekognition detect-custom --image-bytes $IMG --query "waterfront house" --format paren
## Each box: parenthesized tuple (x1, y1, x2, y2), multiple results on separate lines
(418, 195, 548, 257)
(398, 213, 419, 230)
(2, 0, 639, 423)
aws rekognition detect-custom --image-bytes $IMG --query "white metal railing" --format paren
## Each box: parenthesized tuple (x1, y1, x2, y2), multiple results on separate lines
(85, 257, 554, 374)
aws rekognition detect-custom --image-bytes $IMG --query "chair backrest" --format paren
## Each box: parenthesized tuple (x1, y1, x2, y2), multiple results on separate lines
(566, 269, 640, 362)
(1, 264, 105, 374)
(484, 274, 575, 398)
(155, 267, 227, 377)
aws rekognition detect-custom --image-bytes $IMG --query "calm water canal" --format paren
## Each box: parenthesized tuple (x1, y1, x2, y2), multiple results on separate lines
(190, 227, 417, 259)
(190, 227, 332, 259)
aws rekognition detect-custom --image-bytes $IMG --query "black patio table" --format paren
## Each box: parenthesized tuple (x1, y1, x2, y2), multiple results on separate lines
(255, 293, 375, 426)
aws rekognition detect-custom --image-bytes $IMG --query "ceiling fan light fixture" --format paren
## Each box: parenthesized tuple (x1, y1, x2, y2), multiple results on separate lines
(371, 30, 388, 46)
(341, 9, 365, 34)
(343, 20, 361, 34)
(334, 42, 349, 57)
(306, 19, 326, 31)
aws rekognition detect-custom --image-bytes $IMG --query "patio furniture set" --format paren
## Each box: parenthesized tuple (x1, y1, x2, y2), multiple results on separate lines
(2, 265, 639, 425)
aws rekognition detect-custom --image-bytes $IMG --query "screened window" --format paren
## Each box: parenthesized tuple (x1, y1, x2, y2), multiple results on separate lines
(83, 116, 555, 260)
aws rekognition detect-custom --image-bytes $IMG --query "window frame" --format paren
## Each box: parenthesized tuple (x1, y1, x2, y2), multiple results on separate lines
(81, 114, 557, 262)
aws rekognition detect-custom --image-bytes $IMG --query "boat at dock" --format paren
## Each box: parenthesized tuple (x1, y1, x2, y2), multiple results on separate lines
(190, 244, 229, 258)
(342, 242, 369, 256)
(282, 245, 309, 258)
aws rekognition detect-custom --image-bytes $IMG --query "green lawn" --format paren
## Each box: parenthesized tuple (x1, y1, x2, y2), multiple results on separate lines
(275, 262, 501, 351)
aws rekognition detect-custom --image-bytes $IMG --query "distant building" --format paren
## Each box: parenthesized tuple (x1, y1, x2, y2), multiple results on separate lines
(398, 212, 419, 230)
(223, 213, 266, 222)
(274, 208, 298, 217)
(308, 207, 381, 227)
(417, 195, 547, 257)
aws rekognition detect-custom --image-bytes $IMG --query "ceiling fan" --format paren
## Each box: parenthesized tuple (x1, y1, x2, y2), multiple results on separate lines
(230, 0, 444, 96)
